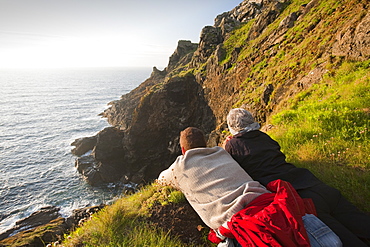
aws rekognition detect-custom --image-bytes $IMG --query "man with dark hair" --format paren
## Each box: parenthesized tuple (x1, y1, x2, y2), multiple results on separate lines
(224, 108, 370, 247)
(158, 127, 341, 247)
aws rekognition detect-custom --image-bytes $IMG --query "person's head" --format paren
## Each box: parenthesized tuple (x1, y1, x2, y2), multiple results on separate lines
(180, 127, 206, 154)
(227, 108, 256, 135)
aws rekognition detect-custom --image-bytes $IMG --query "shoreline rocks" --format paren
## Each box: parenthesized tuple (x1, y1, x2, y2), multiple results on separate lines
(71, 136, 97, 156)
(0, 205, 104, 246)
(0, 206, 61, 241)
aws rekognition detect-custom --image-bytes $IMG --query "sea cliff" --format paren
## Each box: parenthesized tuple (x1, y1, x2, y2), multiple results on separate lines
(71, 0, 369, 186)
(2, 0, 369, 245)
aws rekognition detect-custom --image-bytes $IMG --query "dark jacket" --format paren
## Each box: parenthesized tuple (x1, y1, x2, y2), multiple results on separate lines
(224, 130, 321, 190)
(225, 130, 370, 246)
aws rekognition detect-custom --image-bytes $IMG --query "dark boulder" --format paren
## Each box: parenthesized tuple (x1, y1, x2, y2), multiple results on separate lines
(74, 127, 128, 186)
(71, 136, 97, 156)
(92, 127, 125, 162)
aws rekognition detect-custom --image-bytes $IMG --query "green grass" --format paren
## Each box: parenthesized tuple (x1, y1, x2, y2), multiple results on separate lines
(231, 0, 367, 108)
(222, 0, 370, 213)
(61, 0, 370, 245)
(268, 60, 370, 211)
(221, 20, 255, 65)
(61, 60, 370, 245)
(62, 184, 196, 247)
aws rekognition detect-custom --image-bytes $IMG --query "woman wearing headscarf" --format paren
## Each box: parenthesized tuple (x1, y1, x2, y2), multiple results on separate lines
(224, 108, 370, 247)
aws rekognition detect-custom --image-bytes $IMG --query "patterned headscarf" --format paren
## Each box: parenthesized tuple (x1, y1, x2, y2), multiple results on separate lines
(227, 108, 260, 135)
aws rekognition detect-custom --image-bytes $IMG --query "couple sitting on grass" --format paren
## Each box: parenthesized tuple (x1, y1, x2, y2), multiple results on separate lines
(157, 108, 370, 247)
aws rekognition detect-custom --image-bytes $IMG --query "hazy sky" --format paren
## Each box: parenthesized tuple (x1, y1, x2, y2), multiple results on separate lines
(0, 0, 242, 69)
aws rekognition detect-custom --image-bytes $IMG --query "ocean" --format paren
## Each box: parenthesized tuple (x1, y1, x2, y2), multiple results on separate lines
(0, 67, 152, 233)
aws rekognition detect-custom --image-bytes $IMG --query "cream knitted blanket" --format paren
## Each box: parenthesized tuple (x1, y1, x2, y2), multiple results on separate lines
(158, 146, 269, 230)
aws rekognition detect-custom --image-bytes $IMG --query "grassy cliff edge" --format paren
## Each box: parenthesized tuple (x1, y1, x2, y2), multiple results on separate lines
(62, 0, 369, 245)
(6, 0, 366, 246)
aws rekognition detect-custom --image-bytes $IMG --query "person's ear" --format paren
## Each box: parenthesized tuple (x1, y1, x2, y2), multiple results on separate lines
(181, 147, 186, 155)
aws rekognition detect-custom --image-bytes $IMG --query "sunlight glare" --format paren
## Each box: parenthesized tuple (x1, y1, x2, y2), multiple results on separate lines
(0, 36, 172, 69)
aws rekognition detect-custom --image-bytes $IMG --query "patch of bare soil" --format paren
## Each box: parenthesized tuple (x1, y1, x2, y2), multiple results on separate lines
(147, 201, 214, 246)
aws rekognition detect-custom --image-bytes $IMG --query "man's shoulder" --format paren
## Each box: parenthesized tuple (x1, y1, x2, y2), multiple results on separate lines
(185, 146, 230, 160)
(186, 146, 222, 154)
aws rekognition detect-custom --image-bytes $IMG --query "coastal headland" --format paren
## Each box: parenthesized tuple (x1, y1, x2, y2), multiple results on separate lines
(1, 0, 369, 245)
(72, 0, 369, 187)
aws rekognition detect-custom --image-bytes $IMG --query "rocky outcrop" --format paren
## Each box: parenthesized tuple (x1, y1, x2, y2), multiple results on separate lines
(332, 9, 370, 60)
(71, 0, 255, 185)
(0, 205, 104, 246)
(73, 127, 127, 185)
(0, 206, 61, 241)
(73, 73, 215, 185)
(71, 136, 97, 156)
(120, 74, 215, 182)
(167, 40, 198, 73)
(191, 26, 223, 66)
(223, 0, 263, 23)
(71, 0, 370, 186)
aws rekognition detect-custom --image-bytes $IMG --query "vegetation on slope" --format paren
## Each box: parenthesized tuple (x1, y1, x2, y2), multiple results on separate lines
(218, 0, 370, 211)
(62, 184, 212, 247)
(269, 60, 370, 211)
(62, 0, 369, 245)
(61, 59, 369, 246)
(229, 0, 367, 108)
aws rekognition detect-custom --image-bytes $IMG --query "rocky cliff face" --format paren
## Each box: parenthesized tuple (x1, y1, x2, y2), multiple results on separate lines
(73, 73, 215, 185)
(72, 0, 370, 186)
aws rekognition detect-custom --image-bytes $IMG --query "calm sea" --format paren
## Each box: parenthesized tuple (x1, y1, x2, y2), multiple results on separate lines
(0, 67, 152, 233)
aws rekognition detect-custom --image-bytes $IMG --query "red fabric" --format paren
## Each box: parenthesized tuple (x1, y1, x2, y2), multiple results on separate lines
(219, 225, 236, 239)
(207, 225, 236, 244)
(303, 197, 317, 216)
(207, 180, 317, 246)
(208, 229, 223, 244)
(226, 179, 314, 247)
